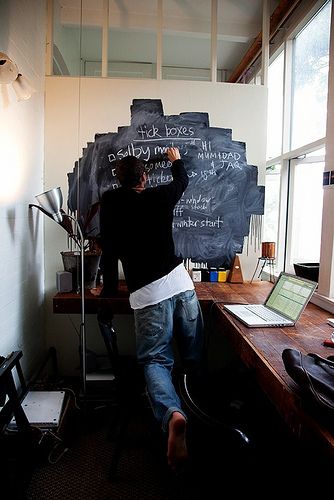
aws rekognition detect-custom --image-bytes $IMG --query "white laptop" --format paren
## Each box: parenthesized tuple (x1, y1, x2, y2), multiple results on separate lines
(223, 272, 317, 327)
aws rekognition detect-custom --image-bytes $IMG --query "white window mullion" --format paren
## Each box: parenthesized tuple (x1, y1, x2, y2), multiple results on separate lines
(46, 0, 53, 76)
(157, 0, 163, 80)
(318, 0, 334, 298)
(211, 0, 217, 83)
(277, 159, 289, 272)
(282, 39, 293, 155)
(101, 0, 109, 78)
(261, 0, 270, 86)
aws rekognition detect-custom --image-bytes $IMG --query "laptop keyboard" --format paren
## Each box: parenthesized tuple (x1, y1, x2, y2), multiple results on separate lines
(245, 305, 286, 321)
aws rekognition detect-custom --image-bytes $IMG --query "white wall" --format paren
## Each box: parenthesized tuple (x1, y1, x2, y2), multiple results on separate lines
(44, 76, 267, 375)
(0, 0, 46, 377)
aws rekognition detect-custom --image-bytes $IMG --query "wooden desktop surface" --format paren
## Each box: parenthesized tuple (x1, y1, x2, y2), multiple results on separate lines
(53, 280, 334, 457)
(211, 299, 334, 458)
(53, 280, 266, 315)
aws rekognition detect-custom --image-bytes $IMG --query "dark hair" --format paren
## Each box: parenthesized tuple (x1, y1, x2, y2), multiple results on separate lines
(115, 156, 146, 188)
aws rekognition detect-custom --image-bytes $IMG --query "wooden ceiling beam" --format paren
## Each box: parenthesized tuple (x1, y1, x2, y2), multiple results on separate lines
(227, 0, 303, 83)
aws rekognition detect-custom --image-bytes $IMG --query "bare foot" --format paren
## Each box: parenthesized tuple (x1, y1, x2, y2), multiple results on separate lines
(167, 412, 188, 470)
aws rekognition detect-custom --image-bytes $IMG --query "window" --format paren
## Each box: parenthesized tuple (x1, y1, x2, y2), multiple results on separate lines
(263, 164, 281, 246)
(286, 152, 325, 272)
(291, 1, 331, 150)
(264, 152, 325, 277)
(265, 0, 331, 294)
(267, 51, 284, 160)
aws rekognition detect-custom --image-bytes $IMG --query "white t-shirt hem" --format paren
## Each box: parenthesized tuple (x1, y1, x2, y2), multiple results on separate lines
(129, 263, 194, 310)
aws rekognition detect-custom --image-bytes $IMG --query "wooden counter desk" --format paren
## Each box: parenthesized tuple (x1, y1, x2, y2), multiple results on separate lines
(53, 280, 334, 457)
(211, 294, 334, 459)
(53, 280, 267, 315)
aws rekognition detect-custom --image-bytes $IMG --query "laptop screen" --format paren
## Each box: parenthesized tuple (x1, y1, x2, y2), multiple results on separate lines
(266, 273, 317, 321)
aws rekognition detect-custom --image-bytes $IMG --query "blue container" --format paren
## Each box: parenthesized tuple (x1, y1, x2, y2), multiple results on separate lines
(209, 268, 218, 282)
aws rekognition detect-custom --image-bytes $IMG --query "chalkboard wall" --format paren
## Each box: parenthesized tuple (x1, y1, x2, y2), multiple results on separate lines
(68, 99, 264, 268)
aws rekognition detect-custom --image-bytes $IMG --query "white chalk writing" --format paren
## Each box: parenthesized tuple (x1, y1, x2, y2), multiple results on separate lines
(183, 194, 212, 211)
(173, 206, 184, 217)
(108, 143, 151, 162)
(164, 124, 195, 138)
(107, 141, 196, 163)
(146, 160, 171, 172)
(146, 172, 173, 185)
(137, 124, 162, 139)
(172, 216, 223, 229)
(197, 141, 242, 170)
(136, 124, 196, 141)
(200, 166, 216, 181)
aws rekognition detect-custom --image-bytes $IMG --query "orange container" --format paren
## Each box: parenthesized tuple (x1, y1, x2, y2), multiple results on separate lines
(261, 242, 276, 259)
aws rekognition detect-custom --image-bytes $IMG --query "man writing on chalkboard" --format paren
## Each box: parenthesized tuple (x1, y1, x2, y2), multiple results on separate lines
(100, 147, 204, 470)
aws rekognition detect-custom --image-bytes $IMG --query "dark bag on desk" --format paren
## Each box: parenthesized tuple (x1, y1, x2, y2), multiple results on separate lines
(282, 348, 334, 413)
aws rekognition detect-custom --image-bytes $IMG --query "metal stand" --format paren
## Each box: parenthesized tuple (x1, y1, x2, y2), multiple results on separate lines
(250, 257, 275, 283)
(63, 214, 86, 398)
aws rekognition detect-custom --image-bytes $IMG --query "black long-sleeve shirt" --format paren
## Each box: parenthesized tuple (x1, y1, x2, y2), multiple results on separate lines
(100, 159, 188, 294)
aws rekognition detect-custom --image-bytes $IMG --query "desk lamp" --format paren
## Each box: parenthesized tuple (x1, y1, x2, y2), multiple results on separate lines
(30, 187, 87, 396)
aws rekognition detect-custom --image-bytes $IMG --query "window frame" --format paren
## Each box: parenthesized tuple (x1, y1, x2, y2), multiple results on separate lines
(265, 0, 332, 310)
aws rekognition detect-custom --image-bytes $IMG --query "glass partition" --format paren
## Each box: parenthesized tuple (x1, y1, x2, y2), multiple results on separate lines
(51, 0, 277, 82)
(162, 0, 211, 81)
(53, 0, 156, 78)
(108, 0, 157, 78)
(53, 0, 103, 76)
(217, 0, 263, 82)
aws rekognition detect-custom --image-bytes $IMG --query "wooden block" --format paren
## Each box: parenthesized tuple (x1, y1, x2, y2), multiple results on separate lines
(227, 255, 244, 283)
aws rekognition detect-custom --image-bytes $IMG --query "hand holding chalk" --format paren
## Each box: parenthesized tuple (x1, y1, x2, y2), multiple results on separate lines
(167, 147, 181, 162)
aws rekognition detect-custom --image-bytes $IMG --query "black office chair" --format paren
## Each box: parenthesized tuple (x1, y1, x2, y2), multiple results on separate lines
(176, 321, 255, 486)
(179, 370, 250, 441)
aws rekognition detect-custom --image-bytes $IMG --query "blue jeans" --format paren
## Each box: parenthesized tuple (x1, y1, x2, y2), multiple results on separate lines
(134, 289, 204, 432)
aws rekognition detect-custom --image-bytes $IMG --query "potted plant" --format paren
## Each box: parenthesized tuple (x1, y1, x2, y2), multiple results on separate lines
(58, 201, 102, 290)
(30, 183, 102, 291)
